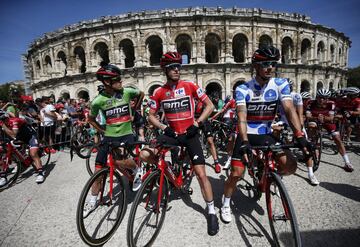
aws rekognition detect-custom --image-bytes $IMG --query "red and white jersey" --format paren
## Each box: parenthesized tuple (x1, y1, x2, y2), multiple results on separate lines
(223, 99, 236, 119)
(149, 80, 208, 134)
(5, 117, 27, 130)
(306, 100, 335, 117)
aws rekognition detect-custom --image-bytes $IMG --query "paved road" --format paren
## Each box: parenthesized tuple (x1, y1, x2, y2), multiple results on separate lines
(1, 141, 359, 247)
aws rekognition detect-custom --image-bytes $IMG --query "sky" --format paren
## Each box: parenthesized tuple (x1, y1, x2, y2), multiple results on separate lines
(0, 0, 359, 84)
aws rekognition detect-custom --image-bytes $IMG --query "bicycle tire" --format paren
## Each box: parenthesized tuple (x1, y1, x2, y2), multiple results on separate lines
(266, 172, 301, 247)
(0, 152, 22, 190)
(312, 132, 322, 172)
(127, 170, 169, 247)
(85, 145, 98, 176)
(76, 168, 127, 246)
(38, 146, 51, 166)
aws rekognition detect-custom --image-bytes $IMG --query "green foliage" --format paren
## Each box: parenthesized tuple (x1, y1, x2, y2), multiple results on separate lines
(347, 66, 360, 87)
(0, 83, 25, 101)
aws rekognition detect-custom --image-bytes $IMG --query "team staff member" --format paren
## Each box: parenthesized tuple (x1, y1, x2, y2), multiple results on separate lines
(140, 51, 219, 236)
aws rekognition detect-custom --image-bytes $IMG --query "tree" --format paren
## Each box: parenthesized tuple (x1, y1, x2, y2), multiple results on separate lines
(347, 66, 360, 87)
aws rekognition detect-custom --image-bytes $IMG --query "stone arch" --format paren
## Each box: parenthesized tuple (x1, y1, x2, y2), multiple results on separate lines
(205, 33, 221, 63)
(316, 81, 324, 91)
(330, 44, 335, 64)
(147, 83, 162, 96)
(317, 41, 325, 63)
(175, 34, 192, 64)
(146, 35, 163, 66)
(329, 81, 334, 90)
(301, 38, 311, 65)
(56, 51, 67, 76)
(36, 60, 41, 75)
(232, 33, 248, 63)
(281, 37, 294, 64)
(338, 47, 342, 65)
(119, 39, 135, 68)
(74, 46, 86, 73)
(44, 55, 52, 74)
(300, 80, 311, 93)
(259, 34, 273, 49)
(94, 42, 110, 65)
(232, 79, 247, 97)
(76, 88, 90, 101)
(204, 80, 224, 98)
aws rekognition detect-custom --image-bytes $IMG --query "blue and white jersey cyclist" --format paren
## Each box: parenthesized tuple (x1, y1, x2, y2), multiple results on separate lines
(235, 77, 292, 135)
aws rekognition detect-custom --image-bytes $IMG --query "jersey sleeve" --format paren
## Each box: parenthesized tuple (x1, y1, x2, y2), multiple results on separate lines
(277, 79, 292, 101)
(90, 97, 101, 117)
(235, 84, 249, 106)
(293, 93, 303, 106)
(148, 93, 160, 112)
(190, 82, 207, 102)
(124, 87, 140, 99)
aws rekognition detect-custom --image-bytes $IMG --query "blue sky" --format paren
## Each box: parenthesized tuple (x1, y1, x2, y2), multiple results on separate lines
(0, 0, 359, 83)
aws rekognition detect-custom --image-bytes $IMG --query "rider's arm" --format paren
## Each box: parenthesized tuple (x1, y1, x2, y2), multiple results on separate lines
(211, 102, 227, 120)
(236, 105, 248, 142)
(0, 124, 17, 139)
(134, 91, 145, 110)
(148, 109, 167, 131)
(87, 115, 105, 134)
(295, 104, 304, 127)
(196, 97, 214, 125)
(281, 100, 303, 136)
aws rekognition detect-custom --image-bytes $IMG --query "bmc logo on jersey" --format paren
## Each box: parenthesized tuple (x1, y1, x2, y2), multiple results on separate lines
(175, 88, 186, 97)
(163, 97, 190, 111)
(248, 103, 276, 112)
(196, 88, 204, 97)
(105, 105, 129, 117)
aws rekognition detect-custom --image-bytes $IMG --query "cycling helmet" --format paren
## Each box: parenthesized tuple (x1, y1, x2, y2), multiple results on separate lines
(0, 109, 9, 120)
(300, 92, 311, 99)
(96, 63, 122, 82)
(55, 103, 64, 110)
(252, 46, 280, 63)
(343, 87, 360, 96)
(316, 89, 331, 98)
(160, 51, 182, 68)
(287, 79, 294, 86)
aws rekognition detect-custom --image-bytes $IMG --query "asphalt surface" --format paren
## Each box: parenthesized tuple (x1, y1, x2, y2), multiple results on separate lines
(0, 139, 359, 247)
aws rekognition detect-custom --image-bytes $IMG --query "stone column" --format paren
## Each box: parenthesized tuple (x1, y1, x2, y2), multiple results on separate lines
(225, 68, 231, 97)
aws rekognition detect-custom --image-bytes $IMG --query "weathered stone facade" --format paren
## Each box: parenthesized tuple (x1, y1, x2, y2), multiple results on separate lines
(25, 7, 351, 100)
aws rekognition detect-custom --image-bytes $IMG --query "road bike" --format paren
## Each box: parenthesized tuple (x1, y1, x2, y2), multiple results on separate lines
(76, 141, 151, 246)
(127, 142, 194, 247)
(70, 121, 100, 159)
(242, 143, 302, 247)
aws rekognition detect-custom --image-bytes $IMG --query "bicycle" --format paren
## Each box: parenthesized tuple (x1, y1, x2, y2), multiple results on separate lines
(0, 138, 51, 190)
(76, 140, 151, 247)
(242, 143, 302, 247)
(126, 142, 194, 247)
(211, 119, 232, 152)
(70, 121, 100, 159)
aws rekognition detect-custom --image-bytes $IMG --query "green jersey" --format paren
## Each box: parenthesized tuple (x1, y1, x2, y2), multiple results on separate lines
(90, 87, 140, 137)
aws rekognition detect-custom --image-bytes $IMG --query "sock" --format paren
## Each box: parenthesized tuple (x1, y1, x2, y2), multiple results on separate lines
(206, 200, 216, 215)
(223, 196, 231, 207)
(308, 166, 314, 177)
(342, 154, 350, 164)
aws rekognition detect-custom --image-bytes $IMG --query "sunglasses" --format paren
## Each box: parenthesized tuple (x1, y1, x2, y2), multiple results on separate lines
(165, 63, 182, 70)
(110, 76, 122, 82)
(256, 61, 278, 68)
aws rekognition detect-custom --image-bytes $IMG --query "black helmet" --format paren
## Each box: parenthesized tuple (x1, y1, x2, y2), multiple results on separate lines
(0, 109, 9, 120)
(252, 46, 280, 63)
(96, 63, 122, 82)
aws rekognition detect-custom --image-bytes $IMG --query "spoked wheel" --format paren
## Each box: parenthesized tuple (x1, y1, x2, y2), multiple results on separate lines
(266, 172, 301, 247)
(127, 170, 170, 247)
(85, 145, 99, 176)
(0, 152, 22, 190)
(312, 132, 322, 172)
(38, 146, 51, 166)
(71, 126, 94, 159)
(76, 168, 127, 246)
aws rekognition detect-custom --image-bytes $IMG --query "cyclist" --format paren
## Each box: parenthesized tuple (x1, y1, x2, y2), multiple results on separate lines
(211, 95, 237, 170)
(335, 87, 360, 141)
(195, 99, 222, 173)
(220, 46, 311, 223)
(84, 63, 144, 217)
(0, 110, 45, 185)
(276, 80, 319, 185)
(140, 51, 219, 236)
(306, 89, 354, 172)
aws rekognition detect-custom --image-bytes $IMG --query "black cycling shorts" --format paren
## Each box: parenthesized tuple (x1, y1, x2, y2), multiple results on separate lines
(156, 133, 205, 165)
(200, 120, 213, 138)
(95, 134, 135, 166)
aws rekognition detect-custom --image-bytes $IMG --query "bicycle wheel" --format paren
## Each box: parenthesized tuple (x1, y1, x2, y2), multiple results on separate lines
(312, 132, 322, 172)
(127, 170, 170, 247)
(266, 172, 301, 247)
(0, 152, 22, 190)
(38, 146, 51, 166)
(76, 168, 127, 246)
(85, 145, 99, 176)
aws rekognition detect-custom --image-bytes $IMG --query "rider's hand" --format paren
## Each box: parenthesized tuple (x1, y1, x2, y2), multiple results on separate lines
(239, 141, 252, 164)
(186, 124, 199, 138)
(296, 136, 312, 156)
(164, 126, 177, 138)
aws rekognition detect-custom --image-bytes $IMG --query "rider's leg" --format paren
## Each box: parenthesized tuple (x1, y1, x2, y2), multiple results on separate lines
(275, 150, 297, 176)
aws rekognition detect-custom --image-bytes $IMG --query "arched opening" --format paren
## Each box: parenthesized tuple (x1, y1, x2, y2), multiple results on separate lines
(77, 90, 89, 101)
(316, 81, 324, 91)
(57, 51, 67, 76)
(205, 82, 222, 99)
(36, 60, 41, 76)
(330, 45, 335, 64)
(259, 35, 273, 49)
(232, 34, 248, 63)
(119, 39, 135, 68)
(94, 42, 110, 65)
(281, 37, 294, 64)
(329, 81, 334, 90)
(301, 39, 311, 64)
(44, 55, 52, 73)
(205, 33, 221, 63)
(148, 84, 161, 96)
(317, 41, 325, 63)
(146, 36, 163, 66)
(300, 80, 311, 93)
(339, 48, 342, 65)
(61, 92, 70, 100)
(176, 34, 192, 65)
(74, 46, 86, 73)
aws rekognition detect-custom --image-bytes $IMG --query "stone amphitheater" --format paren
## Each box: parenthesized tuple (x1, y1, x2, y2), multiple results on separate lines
(24, 7, 351, 101)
